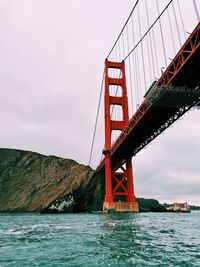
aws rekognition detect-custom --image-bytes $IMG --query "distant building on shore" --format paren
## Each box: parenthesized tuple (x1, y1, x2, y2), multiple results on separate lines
(167, 202, 191, 213)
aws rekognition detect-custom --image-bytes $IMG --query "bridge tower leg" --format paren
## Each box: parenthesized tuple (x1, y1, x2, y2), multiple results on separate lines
(103, 59, 139, 212)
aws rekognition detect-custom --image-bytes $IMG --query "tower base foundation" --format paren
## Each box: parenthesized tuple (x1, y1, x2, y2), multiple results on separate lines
(103, 201, 139, 213)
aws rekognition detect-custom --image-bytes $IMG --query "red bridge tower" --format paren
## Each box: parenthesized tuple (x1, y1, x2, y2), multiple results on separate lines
(103, 59, 139, 212)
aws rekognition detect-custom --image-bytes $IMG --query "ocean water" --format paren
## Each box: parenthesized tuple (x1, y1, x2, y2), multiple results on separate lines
(0, 212, 199, 267)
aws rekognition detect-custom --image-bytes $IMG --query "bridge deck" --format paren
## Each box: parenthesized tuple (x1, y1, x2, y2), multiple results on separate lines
(97, 23, 200, 172)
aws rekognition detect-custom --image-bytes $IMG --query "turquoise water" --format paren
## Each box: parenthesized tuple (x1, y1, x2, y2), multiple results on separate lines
(0, 212, 200, 266)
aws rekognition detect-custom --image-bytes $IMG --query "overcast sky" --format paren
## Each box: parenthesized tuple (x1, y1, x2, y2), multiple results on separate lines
(0, 0, 199, 204)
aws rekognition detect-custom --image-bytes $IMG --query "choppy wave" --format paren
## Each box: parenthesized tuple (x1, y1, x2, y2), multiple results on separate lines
(0, 212, 199, 266)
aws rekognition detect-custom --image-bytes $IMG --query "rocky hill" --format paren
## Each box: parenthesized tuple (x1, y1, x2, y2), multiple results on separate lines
(0, 148, 104, 212)
(0, 148, 170, 213)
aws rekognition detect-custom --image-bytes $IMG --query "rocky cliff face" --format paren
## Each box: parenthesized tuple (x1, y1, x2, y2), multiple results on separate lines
(0, 148, 104, 212)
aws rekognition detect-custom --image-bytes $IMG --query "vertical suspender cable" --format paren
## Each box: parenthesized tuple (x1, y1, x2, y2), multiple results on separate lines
(145, 0, 156, 79)
(146, 31, 153, 83)
(152, 27, 159, 77)
(176, 0, 186, 39)
(137, 4, 147, 93)
(156, 0, 167, 68)
(136, 47, 142, 104)
(126, 26, 134, 114)
(122, 31, 126, 59)
(131, 16, 138, 112)
(167, 7, 176, 55)
(134, 52, 139, 107)
(172, 1, 181, 46)
(131, 16, 139, 106)
(193, 0, 200, 22)
(116, 42, 119, 62)
(118, 36, 121, 62)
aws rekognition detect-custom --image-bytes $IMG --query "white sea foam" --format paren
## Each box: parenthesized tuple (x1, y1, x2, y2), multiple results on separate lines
(4, 229, 27, 235)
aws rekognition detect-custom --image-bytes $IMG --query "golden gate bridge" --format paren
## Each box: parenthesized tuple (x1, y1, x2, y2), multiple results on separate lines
(89, 0, 200, 212)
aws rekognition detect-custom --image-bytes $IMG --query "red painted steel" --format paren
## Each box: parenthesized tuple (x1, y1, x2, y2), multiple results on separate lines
(103, 59, 137, 211)
(97, 22, 200, 173)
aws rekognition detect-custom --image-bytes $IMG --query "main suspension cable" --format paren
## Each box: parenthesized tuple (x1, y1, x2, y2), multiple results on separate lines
(123, 0, 173, 61)
(88, 69, 105, 166)
(107, 0, 140, 59)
